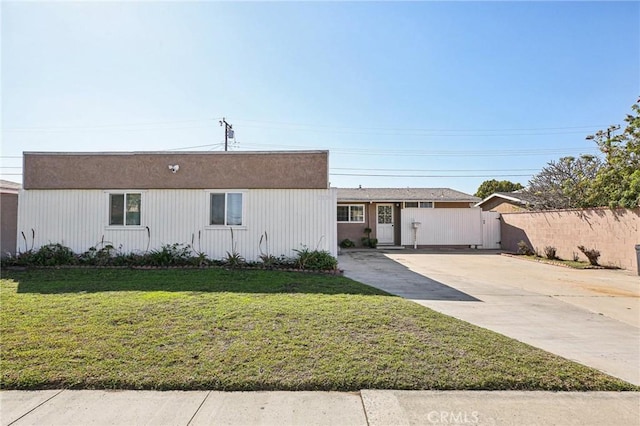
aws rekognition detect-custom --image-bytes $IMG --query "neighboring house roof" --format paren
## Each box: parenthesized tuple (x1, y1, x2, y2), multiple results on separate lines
(337, 187, 480, 203)
(475, 191, 533, 208)
(0, 179, 21, 194)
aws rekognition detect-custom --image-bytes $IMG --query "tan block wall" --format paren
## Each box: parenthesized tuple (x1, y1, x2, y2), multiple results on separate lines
(24, 151, 328, 190)
(1, 193, 18, 257)
(501, 208, 640, 271)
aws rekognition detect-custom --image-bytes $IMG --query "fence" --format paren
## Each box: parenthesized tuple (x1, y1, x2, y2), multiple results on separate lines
(501, 207, 640, 271)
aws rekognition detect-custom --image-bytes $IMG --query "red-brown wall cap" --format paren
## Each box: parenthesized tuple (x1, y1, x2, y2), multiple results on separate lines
(23, 151, 329, 190)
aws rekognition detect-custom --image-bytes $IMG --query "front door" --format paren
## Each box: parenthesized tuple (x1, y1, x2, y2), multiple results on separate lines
(377, 204, 394, 245)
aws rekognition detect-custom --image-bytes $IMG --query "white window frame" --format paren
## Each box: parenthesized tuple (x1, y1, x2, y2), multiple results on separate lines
(404, 201, 434, 208)
(105, 191, 145, 229)
(337, 204, 365, 223)
(206, 191, 246, 228)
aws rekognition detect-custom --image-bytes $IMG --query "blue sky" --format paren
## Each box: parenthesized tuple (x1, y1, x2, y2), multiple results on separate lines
(2, 1, 638, 195)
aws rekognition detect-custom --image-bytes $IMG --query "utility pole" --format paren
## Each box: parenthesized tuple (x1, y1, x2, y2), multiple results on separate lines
(219, 118, 233, 151)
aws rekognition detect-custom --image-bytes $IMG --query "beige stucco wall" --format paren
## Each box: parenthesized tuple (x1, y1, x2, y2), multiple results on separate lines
(1, 192, 18, 257)
(501, 208, 640, 271)
(479, 198, 526, 213)
(24, 151, 328, 190)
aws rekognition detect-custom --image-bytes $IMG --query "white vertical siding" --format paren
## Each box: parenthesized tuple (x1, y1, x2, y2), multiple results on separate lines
(481, 211, 501, 249)
(17, 188, 337, 261)
(400, 208, 483, 246)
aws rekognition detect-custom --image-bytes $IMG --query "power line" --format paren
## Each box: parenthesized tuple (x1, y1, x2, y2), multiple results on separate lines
(166, 143, 223, 151)
(331, 167, 539, 172)
(2, 118, 218, 131)
(232, 118, 608, 133)
(240, 142, 598, 157)
(2, 116, 612, 137)
(330, 172, 533, 178)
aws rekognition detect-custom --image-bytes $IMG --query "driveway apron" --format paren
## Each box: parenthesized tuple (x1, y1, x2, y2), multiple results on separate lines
(339, 250, 640, 386)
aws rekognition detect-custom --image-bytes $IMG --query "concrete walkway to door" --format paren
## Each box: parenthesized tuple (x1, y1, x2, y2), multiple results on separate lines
(339, 249, 640, 386)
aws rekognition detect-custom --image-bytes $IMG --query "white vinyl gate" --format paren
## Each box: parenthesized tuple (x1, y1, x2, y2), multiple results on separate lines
(400, 208, 501, 249)
(481, 211, 501, 249)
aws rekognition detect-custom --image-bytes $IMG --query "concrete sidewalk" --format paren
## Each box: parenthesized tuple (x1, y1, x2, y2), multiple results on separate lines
(2, 390, 638, 426)
(339, 250, 640, 386)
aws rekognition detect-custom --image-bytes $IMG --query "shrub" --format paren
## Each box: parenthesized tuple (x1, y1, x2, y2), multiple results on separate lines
(32, 243, 78, 266)
(145, 243, 195, 266)
(578, 245, 601, 266)
(224, 251, 246, 268)
(293, 246, 338, 270)
(361, 237, 378, 248)
(543, 246, 557, 260)
(79, 245, 119, 266)
(339, 239, 355, 248)
(517, 240, 534, 256)
(572, 252, 580, 262)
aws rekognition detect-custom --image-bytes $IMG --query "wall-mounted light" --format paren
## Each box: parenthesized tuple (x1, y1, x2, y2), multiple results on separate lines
(168, 164, 180, 173)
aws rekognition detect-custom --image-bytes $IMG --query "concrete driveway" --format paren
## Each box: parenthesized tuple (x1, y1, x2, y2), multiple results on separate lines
(339, 250, 640, 386)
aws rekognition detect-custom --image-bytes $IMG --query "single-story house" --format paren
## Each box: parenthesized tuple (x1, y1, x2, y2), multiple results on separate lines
(1, 179, 21, 257)
(17, 151, 337, 261)
(475, 191, 533, 213)
(337, 187, 481, 247)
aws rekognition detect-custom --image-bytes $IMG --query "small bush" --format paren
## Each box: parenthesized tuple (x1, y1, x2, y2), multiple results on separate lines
(294, 246, 338, 270)
(32, 243, 78, 266)
(572, 252, 580, 262)
(79, 245, 119, 266)
(361, 237, 378, 249)
(543, 246, 557, 260)
(578, 245, 601, 266)
(224, 251, 246, 268)
(145, 243, 194, 266)
(517, 240, 534, 256)
(339, 239, 355, 248)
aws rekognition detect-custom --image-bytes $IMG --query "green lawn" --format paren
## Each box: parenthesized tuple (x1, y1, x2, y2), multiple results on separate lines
(0, 268, 635, 391)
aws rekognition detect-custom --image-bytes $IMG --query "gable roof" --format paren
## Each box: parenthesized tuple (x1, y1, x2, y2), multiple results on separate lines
(475, 191, 533, 207)
(0, 179, 21, 194)
(337, 187, 480, 202)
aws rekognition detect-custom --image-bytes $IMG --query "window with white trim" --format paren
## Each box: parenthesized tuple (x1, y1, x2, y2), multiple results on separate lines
(210, 192, 244, 226)
(337, 205, 364, 223)
(404, 201, 434, 208)
(109, 193, 141, 226)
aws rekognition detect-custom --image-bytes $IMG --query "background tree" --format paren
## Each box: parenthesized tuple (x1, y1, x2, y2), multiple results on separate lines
(474, 179, 524, 199)
(523, 155, 602, 210)
(586, 99, 640, 208)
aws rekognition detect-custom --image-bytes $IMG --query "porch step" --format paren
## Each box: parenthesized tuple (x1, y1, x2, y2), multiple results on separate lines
(376, 245, 405, 250)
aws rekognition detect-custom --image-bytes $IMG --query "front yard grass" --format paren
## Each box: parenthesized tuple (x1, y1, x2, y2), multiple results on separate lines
(1, 268, 635, 391)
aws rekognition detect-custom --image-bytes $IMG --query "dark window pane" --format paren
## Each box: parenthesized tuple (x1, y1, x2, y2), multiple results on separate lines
(210, 193, 225, 225)
(337, 206, 349, 222)
(110, 194, 124, 225)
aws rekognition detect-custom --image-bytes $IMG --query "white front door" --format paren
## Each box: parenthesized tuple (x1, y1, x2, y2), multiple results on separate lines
(377, 204, 394, 244)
